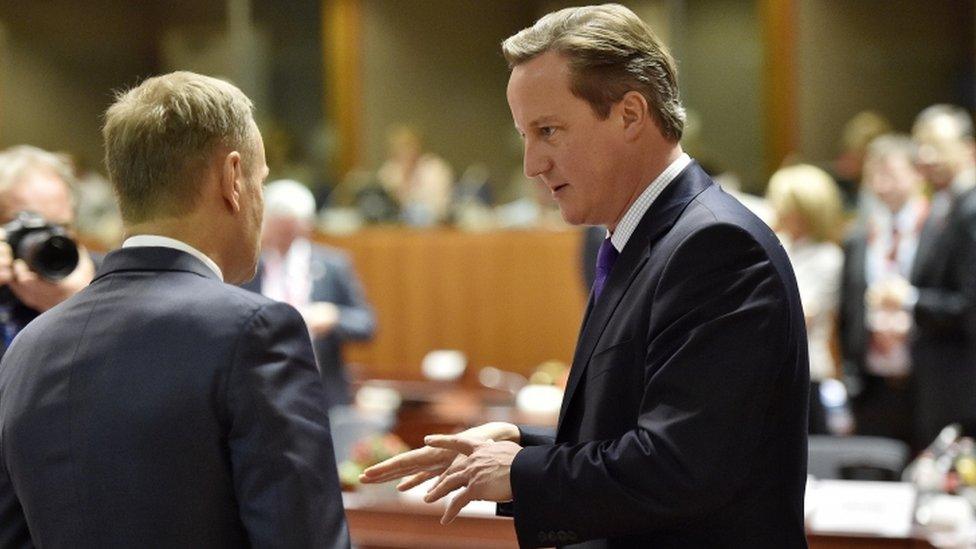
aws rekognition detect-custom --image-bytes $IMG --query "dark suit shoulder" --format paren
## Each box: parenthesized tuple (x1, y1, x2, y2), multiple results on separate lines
(661, 187, 785, 266)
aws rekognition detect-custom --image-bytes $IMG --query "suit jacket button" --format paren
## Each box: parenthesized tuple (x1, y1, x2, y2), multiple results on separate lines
(537, 532, 547, 543)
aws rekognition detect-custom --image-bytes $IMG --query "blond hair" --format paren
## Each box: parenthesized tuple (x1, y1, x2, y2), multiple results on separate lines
(102, 71, 255, 223)
(502, 3, 684, 142)
(766, 164, 843, 243)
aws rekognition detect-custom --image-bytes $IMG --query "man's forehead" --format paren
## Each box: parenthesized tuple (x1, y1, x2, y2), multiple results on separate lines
(507, 52, 575, 126)
(5, 170, 73, 223)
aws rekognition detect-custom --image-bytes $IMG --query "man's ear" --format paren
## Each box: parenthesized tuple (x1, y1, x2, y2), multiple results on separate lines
(619, 90, 649, 141)
(219, 150, 244, 213)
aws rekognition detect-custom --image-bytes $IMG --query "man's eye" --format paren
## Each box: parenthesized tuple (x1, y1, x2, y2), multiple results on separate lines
(540, 127, 557, 138)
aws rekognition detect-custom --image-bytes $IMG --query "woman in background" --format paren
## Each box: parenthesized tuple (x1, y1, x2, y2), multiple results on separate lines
(767, 164, 846, 434)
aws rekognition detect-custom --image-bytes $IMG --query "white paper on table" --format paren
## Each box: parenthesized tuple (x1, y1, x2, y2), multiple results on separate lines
(806, 479, 916, 537)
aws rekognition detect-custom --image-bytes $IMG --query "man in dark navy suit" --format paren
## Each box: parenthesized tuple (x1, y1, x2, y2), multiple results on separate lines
(0, 71, 349, 548)
(362, 5, 809, 548)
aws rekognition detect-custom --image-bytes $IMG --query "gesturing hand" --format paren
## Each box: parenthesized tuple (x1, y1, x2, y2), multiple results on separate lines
(359, 421, 520, 492)
(422, 435, 522, 525)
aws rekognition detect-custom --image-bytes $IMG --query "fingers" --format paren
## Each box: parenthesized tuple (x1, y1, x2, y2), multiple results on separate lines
(11, 260, 35, 284)
(424, 468, 469, 503)
(0, 242, 12, 285)
(441, 487, 476, 525)
(424, 435, 486, 456)
(359, 445, 454, 484)
(396, 471, 437, 492)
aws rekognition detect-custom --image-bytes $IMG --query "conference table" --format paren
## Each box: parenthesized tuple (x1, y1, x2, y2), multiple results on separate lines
(343, 493, 936, 548)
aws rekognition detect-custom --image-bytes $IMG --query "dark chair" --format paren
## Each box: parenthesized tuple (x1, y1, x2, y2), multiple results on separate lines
(808, 435, 911, 481)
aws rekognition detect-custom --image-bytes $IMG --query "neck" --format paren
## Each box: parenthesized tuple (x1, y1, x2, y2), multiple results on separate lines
(125, 216, 231, 276)
(607, 142, 683, 232)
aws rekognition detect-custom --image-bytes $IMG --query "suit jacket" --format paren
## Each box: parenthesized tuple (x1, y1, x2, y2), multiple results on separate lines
(0, 247, 350, 548)
(242, 243, 376, 410)
(507, 163, 809, 548)
(909, 186, 976, 445)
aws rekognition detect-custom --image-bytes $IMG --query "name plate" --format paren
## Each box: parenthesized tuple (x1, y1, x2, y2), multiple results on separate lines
(806, 479, 916, 537)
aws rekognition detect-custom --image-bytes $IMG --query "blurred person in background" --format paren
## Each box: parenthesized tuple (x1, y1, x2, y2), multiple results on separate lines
(828, 110, 893, 213)
(767, 164, 845, 435)
(0, 145, 96, 357)
(0, 72, 348, 547)
(840, 135, 926, 446)
(377, 125, 454, 226)
(875, 104, 976, 449)
(243, 178, 376, 412)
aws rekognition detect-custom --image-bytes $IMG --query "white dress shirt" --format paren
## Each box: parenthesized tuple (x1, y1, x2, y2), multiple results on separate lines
(122, 234, 223, 281)
(609, 152, 692, 252)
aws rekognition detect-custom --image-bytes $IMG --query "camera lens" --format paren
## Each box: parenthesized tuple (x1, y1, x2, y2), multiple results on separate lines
(17, 231, 79, 281)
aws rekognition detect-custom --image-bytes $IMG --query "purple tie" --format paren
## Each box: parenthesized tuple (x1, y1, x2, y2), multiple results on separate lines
(593, 237, 619, 301)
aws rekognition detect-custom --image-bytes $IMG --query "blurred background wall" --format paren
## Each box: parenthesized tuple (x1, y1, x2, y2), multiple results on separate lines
(3, 0, 973, 196)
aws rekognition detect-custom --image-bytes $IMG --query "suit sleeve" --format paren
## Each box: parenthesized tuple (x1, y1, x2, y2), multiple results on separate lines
(508, 224, 798, 545)
(327, 255, 376, 342)
(226, 301, 350, 549)
(913, 207, 976, 341)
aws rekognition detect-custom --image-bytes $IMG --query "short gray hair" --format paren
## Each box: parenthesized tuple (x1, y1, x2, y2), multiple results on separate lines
(263, 179, 316, 222)
(865, 134, 917, 164)
(102, 71, 255, 224)
(913, 104, 974, 140)
(502, 3, 684, 142)
(0, 145, 75, 192)
(0, 145, 75, 215)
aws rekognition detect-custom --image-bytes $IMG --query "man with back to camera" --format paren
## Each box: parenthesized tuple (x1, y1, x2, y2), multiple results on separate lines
(0, 145, 97, 358)
(361, 4, 810, 547)
(0, 71, 349, 548)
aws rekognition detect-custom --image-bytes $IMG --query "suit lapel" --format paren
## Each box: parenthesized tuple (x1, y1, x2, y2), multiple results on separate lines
(557, 163, 713, 431)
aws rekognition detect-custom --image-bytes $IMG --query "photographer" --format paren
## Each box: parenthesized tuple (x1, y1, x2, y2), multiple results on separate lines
(0, 145, 95, 355)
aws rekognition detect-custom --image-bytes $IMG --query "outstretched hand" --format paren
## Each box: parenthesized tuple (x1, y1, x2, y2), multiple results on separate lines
(421, 435, 522, 524)
(359, 421, 521, 498)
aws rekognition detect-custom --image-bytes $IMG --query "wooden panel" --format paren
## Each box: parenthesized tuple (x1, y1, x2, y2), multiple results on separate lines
(322, 0, 363, 175)
(759, 0, 798, 176)
(316, 228, 587, 381)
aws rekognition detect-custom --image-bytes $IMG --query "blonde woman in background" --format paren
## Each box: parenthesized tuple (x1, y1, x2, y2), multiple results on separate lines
(767, 164, 846, 434)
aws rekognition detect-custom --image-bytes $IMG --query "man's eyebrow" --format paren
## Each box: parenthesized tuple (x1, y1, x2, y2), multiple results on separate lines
(529, 116, 559, 127)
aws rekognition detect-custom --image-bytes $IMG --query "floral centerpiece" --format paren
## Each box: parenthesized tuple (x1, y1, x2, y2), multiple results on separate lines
(338, 433, 410, 491)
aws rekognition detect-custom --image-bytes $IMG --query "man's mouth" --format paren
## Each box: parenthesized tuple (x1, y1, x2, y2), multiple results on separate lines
(551, 183, 569, 194)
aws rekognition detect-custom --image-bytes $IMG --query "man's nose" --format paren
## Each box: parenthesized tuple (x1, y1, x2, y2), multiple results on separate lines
(523, 141, 551, 178)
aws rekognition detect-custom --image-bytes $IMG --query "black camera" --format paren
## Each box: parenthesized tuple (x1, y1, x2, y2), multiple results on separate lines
(3, 211, 79, 281)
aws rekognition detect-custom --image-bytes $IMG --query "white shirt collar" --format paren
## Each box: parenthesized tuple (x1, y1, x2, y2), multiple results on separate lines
(122, 234, 224, 281)
(608, 153, 692, 252)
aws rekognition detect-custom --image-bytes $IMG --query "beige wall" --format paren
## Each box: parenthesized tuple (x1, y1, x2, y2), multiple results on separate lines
(797, 0, 973, 164)
(0, 2, 151, 166)
(359, 0, 537, 190)
(678, 0, 764, 190)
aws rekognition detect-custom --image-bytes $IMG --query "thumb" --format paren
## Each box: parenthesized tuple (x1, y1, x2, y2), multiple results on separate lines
(424, 435, 488, 456)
